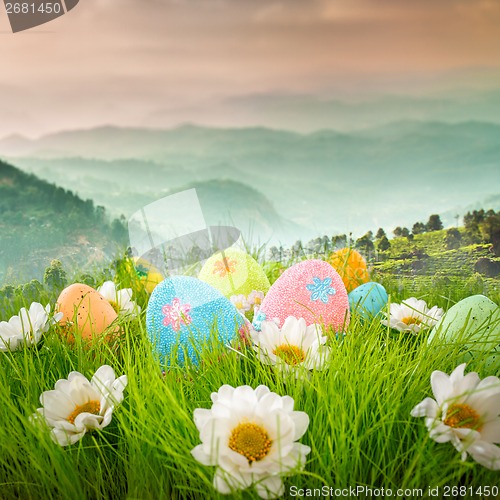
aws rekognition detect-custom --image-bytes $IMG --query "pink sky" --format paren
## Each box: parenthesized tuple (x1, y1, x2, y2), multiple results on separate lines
(1, 0, 500, 137)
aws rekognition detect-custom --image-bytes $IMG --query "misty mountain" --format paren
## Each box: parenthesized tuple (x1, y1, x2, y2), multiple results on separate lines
(172, 179, 310, 246)
(1, 121, 499, 239)
(0, 161, 126, 286)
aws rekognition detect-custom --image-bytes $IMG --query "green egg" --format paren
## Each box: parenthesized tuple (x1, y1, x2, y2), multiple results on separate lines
(428, 295, 500, 370)
(198, 248, 270, 299)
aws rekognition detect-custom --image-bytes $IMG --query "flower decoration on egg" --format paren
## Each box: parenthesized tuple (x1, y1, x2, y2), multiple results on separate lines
(191, 384, 310, 498)
(252, 316, 331, 374)
(31, 364, 128, 446)
(134, 263, 149, 279)
(97, 281, 141, 317)
(411, 363, 500, 470)
(253, 312, 267, 332)
(381, 297, 444, 334)
(0, 302, 62, 352)
(161, 298, 192, 332)
(212, 257, 237, 278)
(306, 277, 336, 304)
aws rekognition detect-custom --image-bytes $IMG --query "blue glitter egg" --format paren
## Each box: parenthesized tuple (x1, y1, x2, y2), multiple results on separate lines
(348, 282, 388, 321)
(146, 276, 244, 365)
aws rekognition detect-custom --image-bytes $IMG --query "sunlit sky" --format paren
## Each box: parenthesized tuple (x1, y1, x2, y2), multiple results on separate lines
(1, 0, 500, 137)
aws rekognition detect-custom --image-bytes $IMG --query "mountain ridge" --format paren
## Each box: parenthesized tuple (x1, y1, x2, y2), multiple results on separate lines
(0, 160, 127, 286)
(2, 120, 498, 243)
(2, 120, 500, 159)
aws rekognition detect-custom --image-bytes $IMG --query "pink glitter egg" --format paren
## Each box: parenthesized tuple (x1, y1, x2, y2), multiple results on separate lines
(254, 259, 349, 333)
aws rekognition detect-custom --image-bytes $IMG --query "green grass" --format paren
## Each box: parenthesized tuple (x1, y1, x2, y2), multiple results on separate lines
(0, 251, 499, 500)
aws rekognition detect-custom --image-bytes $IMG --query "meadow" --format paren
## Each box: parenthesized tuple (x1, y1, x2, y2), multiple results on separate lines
(0, 231, 499, 500)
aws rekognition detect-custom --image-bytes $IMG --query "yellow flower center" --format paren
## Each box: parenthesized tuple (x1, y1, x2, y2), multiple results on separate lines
(444, 403, 482, 431)
(254, 296, 262, 306)
(228, 422, 272, 463)
(401, 316, 421, 326)
(67, 400, 101, 424)
(235, 301, 244, 310)
(273, 344, 306, 366)
(108, 300, 120, 314)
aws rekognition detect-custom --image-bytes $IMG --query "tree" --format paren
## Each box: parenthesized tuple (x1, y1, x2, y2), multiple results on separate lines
(412, 222, 426, 235)
(445, 228, 462, 250)
(332, 234, 347, 248)
(464, 209, 484, 243)
(426, 214, 443, 232)
(377, 235, 391, 252)
(291, 240, 303, 258)
(355, 234, 374, 253)
(43, 259, 67, 293)
(375, 228, 386, 239)
(401, 227, 410, 238)
(393, 227, 403, 237)
(111, 216, 128, 243)
(480, 212, 500, 256)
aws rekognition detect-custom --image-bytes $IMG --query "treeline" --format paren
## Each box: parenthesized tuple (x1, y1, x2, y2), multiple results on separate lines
(0, 160, 128, 284)
(0, 160, 127, 241)
(269, 209, 500, 261)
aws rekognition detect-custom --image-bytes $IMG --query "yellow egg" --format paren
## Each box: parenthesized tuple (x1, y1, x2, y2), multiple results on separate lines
(330, 248, 370, 292)
(132, 257, 164, 294)
(56, 283, 118, 340)
(198, 248, 270, 298)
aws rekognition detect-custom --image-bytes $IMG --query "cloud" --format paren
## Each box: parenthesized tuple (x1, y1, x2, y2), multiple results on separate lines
(0, 0, 499, 136)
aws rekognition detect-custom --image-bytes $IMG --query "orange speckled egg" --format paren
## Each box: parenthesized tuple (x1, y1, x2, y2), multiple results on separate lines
(56, 283, 118, 340)
(330, 248, 369, 292)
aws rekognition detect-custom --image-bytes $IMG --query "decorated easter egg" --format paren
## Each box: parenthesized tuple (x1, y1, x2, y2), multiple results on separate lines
(56, 283, 118, 340)
(146, 276, 245, 365)
(254, 259, 349, 332)
(428, 295, 500, 369)
(198, 248, 270, 299)
(132, 257, 164, 294)
(348, 282, 388, 321)
(330, 248, 369, 292)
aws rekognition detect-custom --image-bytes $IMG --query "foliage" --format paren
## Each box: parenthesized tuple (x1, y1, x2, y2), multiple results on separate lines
(355, 232, 374, 254)
(0, 247, 499, 499)
(412, 222, 426, 235)
(426, 214, 443, 232)
(0, 160, 128, 286)
(377, 235, 391, 252)
(464, 209, 500, 256)
(445, 228, 462, 250)
(43, 260, 68, 295)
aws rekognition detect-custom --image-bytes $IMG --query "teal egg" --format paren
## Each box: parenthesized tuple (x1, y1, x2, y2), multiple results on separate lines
(348, 282, 388, 321)
(146, 276, 244, 366)
(428, 295, 500, 370)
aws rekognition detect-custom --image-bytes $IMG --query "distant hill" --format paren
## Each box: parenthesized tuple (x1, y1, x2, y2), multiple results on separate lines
(172, 179, 311, 245)
(0, 161, 127, 285)
(2, 121, 499, 239)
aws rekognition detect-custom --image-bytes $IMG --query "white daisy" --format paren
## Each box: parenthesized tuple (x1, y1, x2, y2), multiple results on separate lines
(0, 302, 62, 352)
(411, 363, 500, 470)
(97, 281, 141, 317)
(381, 297, 444, 333)
(252, 316, 330, 373)
(248, 290, 265, 313)
(230, 294, 252, 314)
(191, 384, 310, 499)
(32, 365, 128, 446)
